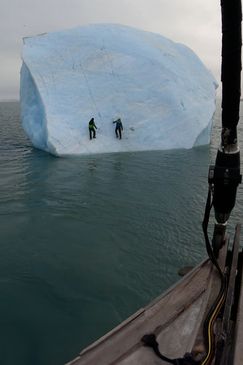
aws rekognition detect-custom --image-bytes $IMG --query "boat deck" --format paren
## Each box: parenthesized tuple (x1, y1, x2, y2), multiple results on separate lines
(66, 225, 243, 365)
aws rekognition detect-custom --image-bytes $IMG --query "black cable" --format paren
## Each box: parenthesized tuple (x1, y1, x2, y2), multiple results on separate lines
(202, 186, 224, 277)
(141, 334, 199, 365)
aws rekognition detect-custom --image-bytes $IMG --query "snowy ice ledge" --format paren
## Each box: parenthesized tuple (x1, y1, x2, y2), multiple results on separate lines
(20, 24, 217, 156)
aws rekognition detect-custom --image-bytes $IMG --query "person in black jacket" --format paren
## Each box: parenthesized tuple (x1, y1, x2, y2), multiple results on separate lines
(113, 118, 123, 139)
(88, 118, 97, 140)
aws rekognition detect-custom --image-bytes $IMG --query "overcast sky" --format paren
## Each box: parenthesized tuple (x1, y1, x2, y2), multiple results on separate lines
(1, 0, 222, 100)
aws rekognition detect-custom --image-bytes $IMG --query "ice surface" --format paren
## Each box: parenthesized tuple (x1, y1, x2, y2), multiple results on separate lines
(20, 24, 217, 156)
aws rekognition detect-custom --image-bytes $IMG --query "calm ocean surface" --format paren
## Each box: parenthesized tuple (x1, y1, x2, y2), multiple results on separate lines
(0, 100, 243, 365)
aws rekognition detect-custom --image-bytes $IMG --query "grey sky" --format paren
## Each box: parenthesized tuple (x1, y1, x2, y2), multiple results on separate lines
(1, 0, 221, 100)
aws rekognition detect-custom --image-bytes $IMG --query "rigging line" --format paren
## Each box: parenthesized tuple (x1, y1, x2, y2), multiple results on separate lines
(202, 187, 224, 276)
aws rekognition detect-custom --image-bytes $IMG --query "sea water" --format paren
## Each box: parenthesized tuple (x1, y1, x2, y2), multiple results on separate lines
(0, 100, 243, 365)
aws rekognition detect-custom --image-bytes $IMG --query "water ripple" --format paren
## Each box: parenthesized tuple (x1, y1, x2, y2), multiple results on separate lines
(0, 100, 243, 365)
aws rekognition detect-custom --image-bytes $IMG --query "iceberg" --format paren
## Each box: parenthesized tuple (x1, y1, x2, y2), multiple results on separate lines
(20, 24, 217, 156)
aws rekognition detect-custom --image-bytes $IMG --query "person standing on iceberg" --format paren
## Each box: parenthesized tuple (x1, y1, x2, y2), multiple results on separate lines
(88, 118, 97, 140)
(113, 118, 123, 139)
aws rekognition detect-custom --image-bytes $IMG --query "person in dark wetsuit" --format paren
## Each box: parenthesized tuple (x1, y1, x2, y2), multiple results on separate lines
(88, 118, 97, 140)
(113, 118, 123, 139)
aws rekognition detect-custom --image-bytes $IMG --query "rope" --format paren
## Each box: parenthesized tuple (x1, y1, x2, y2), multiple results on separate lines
(79, 60, 103, 123)
(101, 37, 122, 119)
